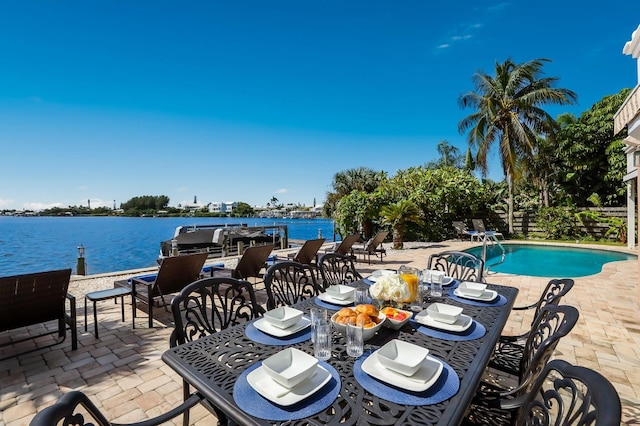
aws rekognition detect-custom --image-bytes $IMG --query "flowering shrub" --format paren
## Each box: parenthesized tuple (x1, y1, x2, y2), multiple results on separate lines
(369, 274, 410, 302)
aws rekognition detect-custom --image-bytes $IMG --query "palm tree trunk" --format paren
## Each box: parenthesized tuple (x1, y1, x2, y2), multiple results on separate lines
(392, 227, 403, 249)
(508, 179, 514, 234)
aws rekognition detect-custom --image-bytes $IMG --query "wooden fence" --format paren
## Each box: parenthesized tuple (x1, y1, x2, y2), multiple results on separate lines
(482, 207, 633, 239)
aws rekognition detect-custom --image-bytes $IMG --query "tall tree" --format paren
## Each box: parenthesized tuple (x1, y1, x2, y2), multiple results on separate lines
(458, 58, 577, 233)
(323, 167, 385, 226)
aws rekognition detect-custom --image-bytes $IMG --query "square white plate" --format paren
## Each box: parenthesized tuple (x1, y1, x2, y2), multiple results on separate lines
(366, 269, 396, 282)
(317, 292, 354, 306)
(453, 288, 498, 302)
(442, 276, 455, 286)
(247, 364, 332, 406)
(253, 317, 311, 337)
(414, 310, 473, 332)
(361, 351, 444, 392)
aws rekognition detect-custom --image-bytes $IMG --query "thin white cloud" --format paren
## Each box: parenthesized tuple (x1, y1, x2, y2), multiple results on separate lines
(276, 188, 288, 194)
(436, 4, 508, 51)
(438, 43, 450, 49)
(0, 198, 15, 208)
(23, 202, 64, 211)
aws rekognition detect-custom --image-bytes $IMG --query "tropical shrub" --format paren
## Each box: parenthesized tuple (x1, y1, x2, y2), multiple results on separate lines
(535, 206, 580, 239)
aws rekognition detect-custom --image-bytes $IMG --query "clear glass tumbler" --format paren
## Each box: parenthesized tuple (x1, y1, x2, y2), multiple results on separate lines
(310, 307, 328, 343)
(346, 317, 364, 357)
(313, 322, 332, 361)
(354, 287, 369, 305)
(431, 270, 445, 297)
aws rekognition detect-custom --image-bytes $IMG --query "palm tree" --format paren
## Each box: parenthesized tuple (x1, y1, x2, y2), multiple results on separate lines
(458, 58, 577, 233)
(379, 199, 423, 249)
(436, 140, 461, 168)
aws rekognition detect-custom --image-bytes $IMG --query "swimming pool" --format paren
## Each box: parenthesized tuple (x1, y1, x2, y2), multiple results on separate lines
(465, 243, 637, 278)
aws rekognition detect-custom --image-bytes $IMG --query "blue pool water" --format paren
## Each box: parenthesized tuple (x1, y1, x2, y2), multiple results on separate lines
(465, 243, 636, 278)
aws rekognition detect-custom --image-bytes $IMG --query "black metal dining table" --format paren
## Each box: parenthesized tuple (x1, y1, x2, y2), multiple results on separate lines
(162, 281, 518, 425)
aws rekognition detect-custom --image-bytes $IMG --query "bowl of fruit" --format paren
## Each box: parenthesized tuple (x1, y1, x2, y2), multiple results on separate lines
(380, 306, 413, 330)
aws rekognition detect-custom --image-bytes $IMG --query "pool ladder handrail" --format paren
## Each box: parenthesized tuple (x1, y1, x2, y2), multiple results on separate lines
(481, 234, 506, 274)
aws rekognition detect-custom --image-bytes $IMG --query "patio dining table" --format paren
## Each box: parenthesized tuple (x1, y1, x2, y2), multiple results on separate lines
(162, 280, 518, 425)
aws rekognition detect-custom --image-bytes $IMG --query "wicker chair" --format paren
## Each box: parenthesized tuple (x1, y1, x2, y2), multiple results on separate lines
(0, 268, 76, 360)
(427, 251, 485, 283)
(264, 261, 322, 310)
(351, 230, 389, 264)
(170, 277, 263, 426)
(210, 244, 274, 281)
(286, 238, 326, 269)
(318, 252, 363, 289)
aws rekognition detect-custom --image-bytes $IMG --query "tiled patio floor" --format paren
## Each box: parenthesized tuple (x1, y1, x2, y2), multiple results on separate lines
(1, 240, 638, 425)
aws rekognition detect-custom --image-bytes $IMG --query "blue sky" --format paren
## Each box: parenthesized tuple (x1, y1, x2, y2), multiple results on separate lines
(1, 1, 639, 210)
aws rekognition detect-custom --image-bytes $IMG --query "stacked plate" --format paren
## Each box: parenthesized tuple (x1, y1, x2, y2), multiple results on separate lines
(453, 282, 498, 302)
(414, 303, 473, 332)
(361, 340, 444, 392)
(247, 348, 332, 406)
(253, 307, 311, 337)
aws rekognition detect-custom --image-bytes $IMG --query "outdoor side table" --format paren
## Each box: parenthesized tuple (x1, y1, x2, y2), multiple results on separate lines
(84, 287, 132, 338)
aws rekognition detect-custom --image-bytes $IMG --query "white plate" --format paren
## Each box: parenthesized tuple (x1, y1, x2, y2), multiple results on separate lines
(253, 317, 311, 337)
(414, 310, 473, 332)
(247, 364, 332, 406)
(453, 288, 498, 302)
(442, 276, 455, 286)
(361, 351, 444, 392)
(317, 292, 354, 306)
(366, 269, 396, 282)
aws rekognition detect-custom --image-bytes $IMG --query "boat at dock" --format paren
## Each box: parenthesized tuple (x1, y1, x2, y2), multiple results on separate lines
(159, 223, 286, 260)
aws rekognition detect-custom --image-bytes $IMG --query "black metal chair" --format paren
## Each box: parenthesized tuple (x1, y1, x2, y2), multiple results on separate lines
(317, 252, 363, 289)
(30, 389, 204, 426)
(170, 277, 263, 426)
(427, 251, 485, 282)
(474, 305, 580, 407)
(264, 261, 322, 310)
(464, 359, 622, 426)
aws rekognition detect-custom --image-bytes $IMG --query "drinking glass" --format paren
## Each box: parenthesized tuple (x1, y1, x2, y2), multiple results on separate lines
(313, 322, 332, 361)
(346, 317, 364, 357)
(398, 265, 420, 304)
(411, 283, 426, 312)
(310, 307, 328, 343)
(354, 287, 369, 305)
(431, 270, 445, 297)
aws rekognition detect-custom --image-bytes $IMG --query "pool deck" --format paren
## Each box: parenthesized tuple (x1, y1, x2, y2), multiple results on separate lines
(0, 240, 638, 425)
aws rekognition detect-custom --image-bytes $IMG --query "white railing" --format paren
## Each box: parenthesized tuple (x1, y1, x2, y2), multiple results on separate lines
(481, 234, 506, 274)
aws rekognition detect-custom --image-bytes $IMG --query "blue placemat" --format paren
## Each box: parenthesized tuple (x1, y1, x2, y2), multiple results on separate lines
(315, 298, 352, 310)
(354, 351, 459, 405)
(233, 361, 340, 421)
(363, 278, 374, 285)
(446, 289, 507, 307)
(245, 318, 312, 345)
(410, 319, 486, 341)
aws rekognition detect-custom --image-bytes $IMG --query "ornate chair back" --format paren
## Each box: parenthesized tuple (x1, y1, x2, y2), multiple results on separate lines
(427, 251, 485, 282)
(318, 252, 363, 289)
(264, 261, 321, 310)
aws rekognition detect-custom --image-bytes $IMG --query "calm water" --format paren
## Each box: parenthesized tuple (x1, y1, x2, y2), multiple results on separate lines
(0, 216, 336, 276)
(465, 243, 636, 277)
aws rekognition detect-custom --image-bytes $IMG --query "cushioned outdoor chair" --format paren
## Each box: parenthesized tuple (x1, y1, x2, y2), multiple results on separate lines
(29, 389, 204, 426)
(286, 238, 326, 268)
(427, 251, 485, 282)
(318, 252, 363, 289)
(170, 276, 263, 426)
(472, 218, 504, 240)
(464, 359, 621, 426)
(264, 261, 322, 310)
(322, 233, 361, 256)
(210, 243, 274, 282)
(351, 230, 389, 264)
(114, 252, 208, 328)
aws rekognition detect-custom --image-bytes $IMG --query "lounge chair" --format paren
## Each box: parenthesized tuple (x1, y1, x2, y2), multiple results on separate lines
(322, 233, 360, 256)
(114, 252, 208, 328)
(472, 218, 504, 240)
(452, 220, 480, 241)
(210, 243, 275, 281)
(351, 230, 389, 264)
(286, 238, 326, 267)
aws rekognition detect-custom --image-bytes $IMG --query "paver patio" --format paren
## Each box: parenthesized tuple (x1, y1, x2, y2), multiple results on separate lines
(1, 240, 638, 425)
